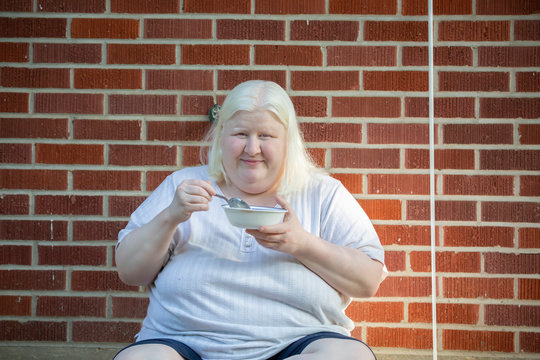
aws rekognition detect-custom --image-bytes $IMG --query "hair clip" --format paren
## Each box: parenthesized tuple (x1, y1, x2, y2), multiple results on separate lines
(208, 104, 221, 123)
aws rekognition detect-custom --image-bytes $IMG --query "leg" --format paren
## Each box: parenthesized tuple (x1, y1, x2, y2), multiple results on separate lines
(287, 337, 376, 360)
(114, 343, 184, 360)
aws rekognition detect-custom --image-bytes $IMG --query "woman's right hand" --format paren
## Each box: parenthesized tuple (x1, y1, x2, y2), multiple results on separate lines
(166, 179, 216, 224)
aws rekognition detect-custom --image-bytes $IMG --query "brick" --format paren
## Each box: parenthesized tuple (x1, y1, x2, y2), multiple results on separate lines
(109, 196, 145, 217)
(368, 174, 429, 195)
(145, 19, 212, 39)
(111, 0, 178, 13)
(38, 245, 106, 266)
(402, 46, 473, 66)
(328, 46, 396, 66)
(72, 18, 138, 38)
(36, 143, 103, 165)
(73, 170, 141, 191)
(146, 70, 213, 90)
(444, 277, 513, 299)
(109, 145, 177, 166)
(368, 123, 430, 144)
(182, 146, 204, 167)
(71, 270, 137, 292)
(479, 47, 540, 67)
(521, 176, 540, 197)
(74, 119, 141, 140)
(73, 221, 127, 241)
(0, 42, 29, 62)
(38, 0, 105, 12)
(0, 270, 66, 290)
(364, 71, 428, 91)
(0, 143, 31, 163)
(439, 71, 509, 92)
(0, 169, 67, 190)
(35, 93, 104, 114)
(109, 94, 177, 115)
(0, 17, 66, 38)
(410, 251, 481, 272)
(406, 149, 475, 170)
(485, 305, 539, 326)
(74, 68, 142, 89)
(331, 173, 362, 194)
(292, 97, 327, 117)
(444, 124, 513, 145)
(0, 92, 28, 113)
(384, 251, 406, 271)
(368, 327, 432, 349)
(445, 226, 514, 247)
(73, 321, 140, 343)
(357, 199, 402, 221)
(332, 148, 400, 169)
(108, 44, 175, 65)
(364, 21, 427, 41)
(0, 220, 67, 241)
(35, 195, 103, 215)
(477, 0, 540, 15)
(290, 20, 358, 41)
(301, 123, 362, 143)
(185, 0, 250, 13)
(520, 332, 540, 353)
(255, 45, 322, 66)
(406, 97, 475, 118)
(218, 20, 284, 40)
(402, 0, 472, 15)
(0, 0, 32, 11)
(218, 70, 286, 90)
(332, 97, 400, 118)
(182, 44, 249, 65)
(519, 278, 540, 300)
(515, 20, 540, 41)
(346, 301, 403, 323)
(147, 171, 171, 191)
(112, 297, 149, 318)
(481, 150, 539, 170)
(481, 98, 540, 119)
(0, 321, 66, 341)
(147, 121, 210, 141)
(37, 296, 105, 317)
(0, 245, 32, 265)
(330, 0, 397, 14)
(293, 71, 359, 91)
(374, 225, 431, 246)
(519, 124, 540, 144)
(34, 43, 101, 63)
(519, 228, 540, 248)
(181, 95, 213, 115)
(444, 175, 513, 196)
(485, 253, 540, 274)
(408, 200, 477, 221)
(517, 72, 540, 92)
(443, 330, 513, 352)
(376, 276, 432, 297)
(439, 21, 510, 41)
(256, 0, 324, 14)
(1, 117, 68, 138)
(0, 296, 31, 316)
(409, 303, 479, 324)
(0, 195, 29, 215)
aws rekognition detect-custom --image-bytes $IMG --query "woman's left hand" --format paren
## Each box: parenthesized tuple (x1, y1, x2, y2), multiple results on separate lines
(246, 196, 313, 256)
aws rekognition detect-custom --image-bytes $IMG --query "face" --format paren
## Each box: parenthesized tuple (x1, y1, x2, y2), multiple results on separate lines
(221, 109, 287, 196)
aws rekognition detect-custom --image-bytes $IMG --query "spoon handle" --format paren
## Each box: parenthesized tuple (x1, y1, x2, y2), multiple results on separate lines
(214, 194, 228, 202)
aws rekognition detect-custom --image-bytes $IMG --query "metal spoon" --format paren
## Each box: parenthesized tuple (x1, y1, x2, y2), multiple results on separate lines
(214, 194, 251, 209)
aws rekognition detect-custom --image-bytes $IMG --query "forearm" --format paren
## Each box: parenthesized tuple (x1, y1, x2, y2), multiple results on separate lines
(115, 207, 179, 286)
(294, 235, 384, 299)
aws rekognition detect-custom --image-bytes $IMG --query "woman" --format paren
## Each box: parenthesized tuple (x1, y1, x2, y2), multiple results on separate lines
(114, 80, 386, 360)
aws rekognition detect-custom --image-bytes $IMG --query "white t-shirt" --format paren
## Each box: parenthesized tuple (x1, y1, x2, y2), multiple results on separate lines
(118, 165, 385, 360)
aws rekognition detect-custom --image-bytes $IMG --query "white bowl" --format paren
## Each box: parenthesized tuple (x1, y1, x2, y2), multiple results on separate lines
(222, 205, 287, 229)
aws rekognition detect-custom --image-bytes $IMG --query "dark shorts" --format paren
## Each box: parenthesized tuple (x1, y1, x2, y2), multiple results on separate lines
(114, 331, 376, 360)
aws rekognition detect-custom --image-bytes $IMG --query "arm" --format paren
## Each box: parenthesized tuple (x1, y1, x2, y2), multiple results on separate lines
(247, 197, 385, 298)
(116, 179, 216, 286)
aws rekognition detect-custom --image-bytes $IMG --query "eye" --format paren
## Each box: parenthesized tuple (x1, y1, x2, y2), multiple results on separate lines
(259, 133, 272, 139)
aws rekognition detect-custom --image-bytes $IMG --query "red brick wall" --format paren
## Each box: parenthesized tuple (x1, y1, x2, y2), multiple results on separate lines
(1, 0, 539, 357)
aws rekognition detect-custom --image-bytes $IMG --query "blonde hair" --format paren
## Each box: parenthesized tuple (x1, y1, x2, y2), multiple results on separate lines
(204, 80, 321, 195)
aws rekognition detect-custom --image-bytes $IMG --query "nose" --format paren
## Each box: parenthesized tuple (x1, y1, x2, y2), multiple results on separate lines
(244, 135, 261, 156)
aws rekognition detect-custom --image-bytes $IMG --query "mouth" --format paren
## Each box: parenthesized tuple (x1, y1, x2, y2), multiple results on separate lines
(241, 159, 264, 166)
